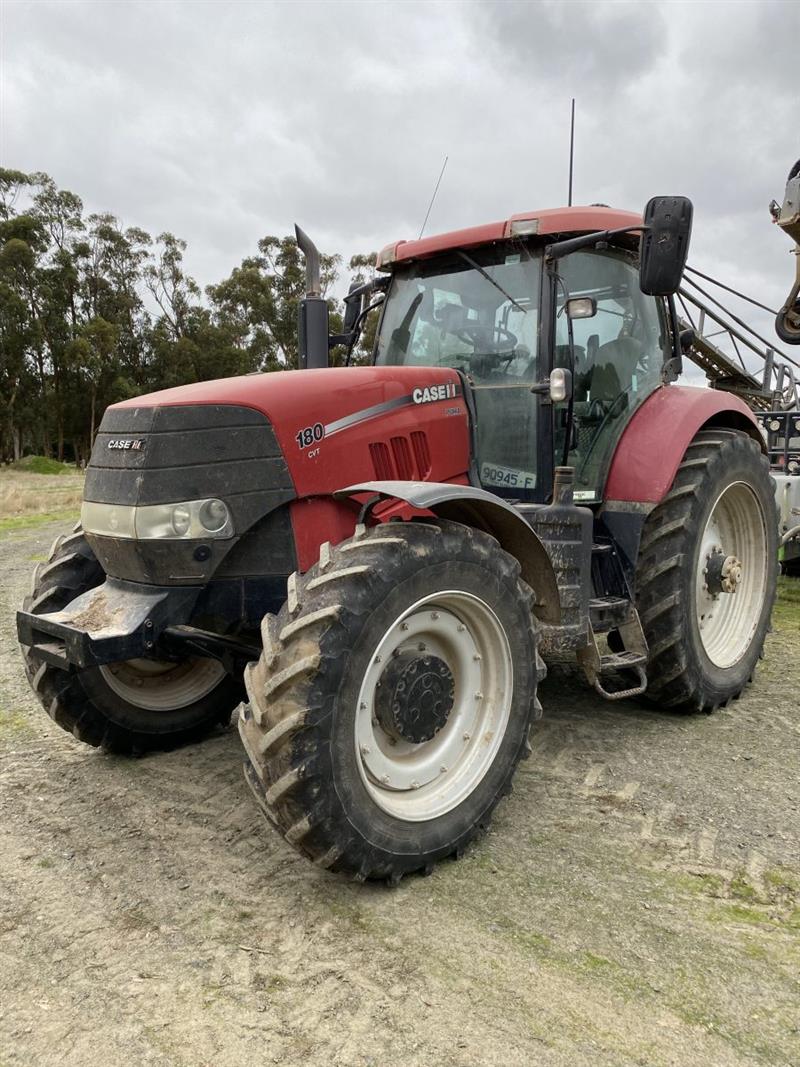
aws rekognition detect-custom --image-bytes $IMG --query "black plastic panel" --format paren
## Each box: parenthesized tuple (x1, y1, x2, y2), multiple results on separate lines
(84, 403, 296, 586)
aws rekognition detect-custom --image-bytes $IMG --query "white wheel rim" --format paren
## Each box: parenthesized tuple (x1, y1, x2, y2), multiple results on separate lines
(694, 481, 768, 669)
(355, 591, 513, 822)
(99, 657, 226, 711)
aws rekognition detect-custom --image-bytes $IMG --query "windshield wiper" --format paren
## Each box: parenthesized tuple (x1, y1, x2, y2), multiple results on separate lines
(456, 250, 525, 314)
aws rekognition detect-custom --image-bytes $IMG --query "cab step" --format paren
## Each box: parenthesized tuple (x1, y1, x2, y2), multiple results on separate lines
(589, 595, 631, 633)
(578, 611, 649, 702)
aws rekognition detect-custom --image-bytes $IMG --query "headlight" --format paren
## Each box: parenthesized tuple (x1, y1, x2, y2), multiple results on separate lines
(81, 499, 234, 540)
(199, 498, 229, 533)
(171, 505, 191, 537)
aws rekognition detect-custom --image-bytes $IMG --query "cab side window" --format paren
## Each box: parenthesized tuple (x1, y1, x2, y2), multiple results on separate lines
(555, 249, 669, 497)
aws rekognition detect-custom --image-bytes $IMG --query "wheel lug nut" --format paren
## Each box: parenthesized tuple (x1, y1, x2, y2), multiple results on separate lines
(473, 654, 481, 662)
(381, 775, 390, 785)
(474, 692, 483, 701)
(457, 624, 466, 632)
(463, 732, 471, 741)
(418, 642, 426, 652)
(430, 612, 439, 620)
(410, 780, 420, 789)
(360, 744, 371, 755)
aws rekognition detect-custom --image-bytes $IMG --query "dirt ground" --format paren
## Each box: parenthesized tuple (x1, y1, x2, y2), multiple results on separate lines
(1, 518, 799, 1067)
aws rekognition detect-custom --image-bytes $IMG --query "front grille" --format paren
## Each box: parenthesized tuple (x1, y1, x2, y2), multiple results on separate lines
(84, 403, 296, 585)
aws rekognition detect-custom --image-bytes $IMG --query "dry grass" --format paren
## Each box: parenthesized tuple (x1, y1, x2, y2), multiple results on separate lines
(0, 469, 84, 524)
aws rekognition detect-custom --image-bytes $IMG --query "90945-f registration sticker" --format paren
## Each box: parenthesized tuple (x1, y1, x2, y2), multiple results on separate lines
(480, 463, 536, 490)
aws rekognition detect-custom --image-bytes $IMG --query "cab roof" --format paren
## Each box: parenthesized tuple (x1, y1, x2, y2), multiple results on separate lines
(377, 205, 643, 270)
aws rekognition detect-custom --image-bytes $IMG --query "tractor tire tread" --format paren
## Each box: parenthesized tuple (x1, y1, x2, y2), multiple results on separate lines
(635, 432, 777, 711)
(240, 519, 542, 882)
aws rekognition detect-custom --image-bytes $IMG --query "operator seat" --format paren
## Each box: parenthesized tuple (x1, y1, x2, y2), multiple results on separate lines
(588, 336, 644, 403)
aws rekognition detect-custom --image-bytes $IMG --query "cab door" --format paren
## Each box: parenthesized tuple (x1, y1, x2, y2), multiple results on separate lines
(554, 248, 672, 502)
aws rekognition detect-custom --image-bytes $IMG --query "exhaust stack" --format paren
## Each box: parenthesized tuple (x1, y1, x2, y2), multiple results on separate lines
(294, 224, 329, 369)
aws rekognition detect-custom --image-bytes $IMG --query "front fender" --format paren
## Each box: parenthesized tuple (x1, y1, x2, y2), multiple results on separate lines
(336, 480, 561, 624)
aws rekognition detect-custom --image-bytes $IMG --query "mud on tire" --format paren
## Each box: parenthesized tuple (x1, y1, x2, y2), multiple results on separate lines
(636, 430, 778, 711)
(239, 520, 544, 884)
(21, 528, 241, 753)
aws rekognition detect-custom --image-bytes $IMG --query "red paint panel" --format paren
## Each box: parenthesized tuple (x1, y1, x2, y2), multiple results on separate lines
(604, 385, 762, 504)
(112, 366, 471, 498)
(290, 497, 361, 571)
(387, 206, 642, 265)
(289, 481, 470, 572)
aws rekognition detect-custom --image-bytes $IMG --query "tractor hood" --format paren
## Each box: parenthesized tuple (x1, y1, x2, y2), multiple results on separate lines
(83, 366, 471, 586)
(107, 366, 468, 498)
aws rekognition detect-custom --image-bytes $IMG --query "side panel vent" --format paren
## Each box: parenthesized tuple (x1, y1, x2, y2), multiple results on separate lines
(390, 436, 414, 480)
(410, 431, 431, 479)
(369, 441, 393, 480)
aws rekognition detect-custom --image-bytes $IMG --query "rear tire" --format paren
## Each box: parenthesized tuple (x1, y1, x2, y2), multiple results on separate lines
(239, 520, 544, 883)
(21, 528, 242, 753)
(636, 430, 778, 711)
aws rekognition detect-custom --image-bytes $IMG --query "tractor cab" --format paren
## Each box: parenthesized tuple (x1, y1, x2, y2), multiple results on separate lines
(370, 203, 688, 505)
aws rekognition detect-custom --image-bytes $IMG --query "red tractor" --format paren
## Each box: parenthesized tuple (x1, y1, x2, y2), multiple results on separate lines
(18, 198, 778, 884)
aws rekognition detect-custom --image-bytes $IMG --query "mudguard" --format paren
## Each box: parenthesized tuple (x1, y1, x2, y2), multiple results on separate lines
(336, 480, 561, 624)
(604, 385, 764, 505)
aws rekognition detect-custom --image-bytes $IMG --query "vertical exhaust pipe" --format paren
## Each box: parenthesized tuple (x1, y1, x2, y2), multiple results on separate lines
(295, 225, 329, 369)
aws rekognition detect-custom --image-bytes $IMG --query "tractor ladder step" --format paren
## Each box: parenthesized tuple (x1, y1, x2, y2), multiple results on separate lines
(589, 595, 631, 633)
(591, 650, 648, 702)
(578, 610, 649, 703)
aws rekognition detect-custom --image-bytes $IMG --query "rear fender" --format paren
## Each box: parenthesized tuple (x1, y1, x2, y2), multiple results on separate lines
(336, 480, 561, 624)
(604, 385, 764, 506)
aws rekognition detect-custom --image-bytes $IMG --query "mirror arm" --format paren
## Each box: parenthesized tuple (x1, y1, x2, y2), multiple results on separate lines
(545, 225, 647, 262)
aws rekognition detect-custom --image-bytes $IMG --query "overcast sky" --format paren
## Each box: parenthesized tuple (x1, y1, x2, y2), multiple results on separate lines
(2, 0, 798, 368)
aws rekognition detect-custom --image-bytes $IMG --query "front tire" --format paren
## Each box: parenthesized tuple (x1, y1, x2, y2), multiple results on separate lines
(21, 528, 242, 753)
(636, 430, 778, 711)
(239, 521, 543, 883)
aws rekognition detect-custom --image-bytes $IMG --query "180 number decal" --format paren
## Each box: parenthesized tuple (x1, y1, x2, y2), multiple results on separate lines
(296, 422, 325, 449)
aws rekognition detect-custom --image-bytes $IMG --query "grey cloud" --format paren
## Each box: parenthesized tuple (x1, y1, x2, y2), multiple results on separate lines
(2, 0, 797, 356)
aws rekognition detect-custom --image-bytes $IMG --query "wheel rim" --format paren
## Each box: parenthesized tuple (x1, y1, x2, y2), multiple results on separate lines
(99, 657, 226, 711)
(355, 591, 513, 822)
(694, 481, 768, 669)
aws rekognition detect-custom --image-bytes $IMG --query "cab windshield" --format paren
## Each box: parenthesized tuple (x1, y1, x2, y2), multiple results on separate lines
(374, 246, 541, 381)
(375, 247, 543, 498)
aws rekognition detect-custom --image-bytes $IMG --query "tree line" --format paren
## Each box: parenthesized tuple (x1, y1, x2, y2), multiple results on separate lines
(0, 168, 376, 464)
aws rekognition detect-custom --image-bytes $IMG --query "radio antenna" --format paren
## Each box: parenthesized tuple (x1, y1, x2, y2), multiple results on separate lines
(568, 99, 575, 206)
(419, 155, 449, 239)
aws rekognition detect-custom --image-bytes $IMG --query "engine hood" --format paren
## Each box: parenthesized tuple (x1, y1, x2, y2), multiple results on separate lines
(111, 366, 469, 498)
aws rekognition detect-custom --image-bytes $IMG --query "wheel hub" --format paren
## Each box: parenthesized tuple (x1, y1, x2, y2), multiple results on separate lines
(375, 652, 455, 743)
(705, 549, 743, 595)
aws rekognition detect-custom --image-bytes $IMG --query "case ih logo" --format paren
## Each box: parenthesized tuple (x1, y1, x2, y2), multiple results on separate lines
(412, 383, 457, 405)
(107, 439, 145, 451)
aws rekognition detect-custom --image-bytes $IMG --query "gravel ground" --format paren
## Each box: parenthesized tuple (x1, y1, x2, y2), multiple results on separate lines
(1, 518, 799, 1067)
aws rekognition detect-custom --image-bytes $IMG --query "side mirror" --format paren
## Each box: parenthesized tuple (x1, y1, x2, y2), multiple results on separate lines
(343, 280, 364, 334)
(639, 196, 693, 296)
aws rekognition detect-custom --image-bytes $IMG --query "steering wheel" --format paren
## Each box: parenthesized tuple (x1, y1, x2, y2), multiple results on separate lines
(454, 324, 518, 351)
